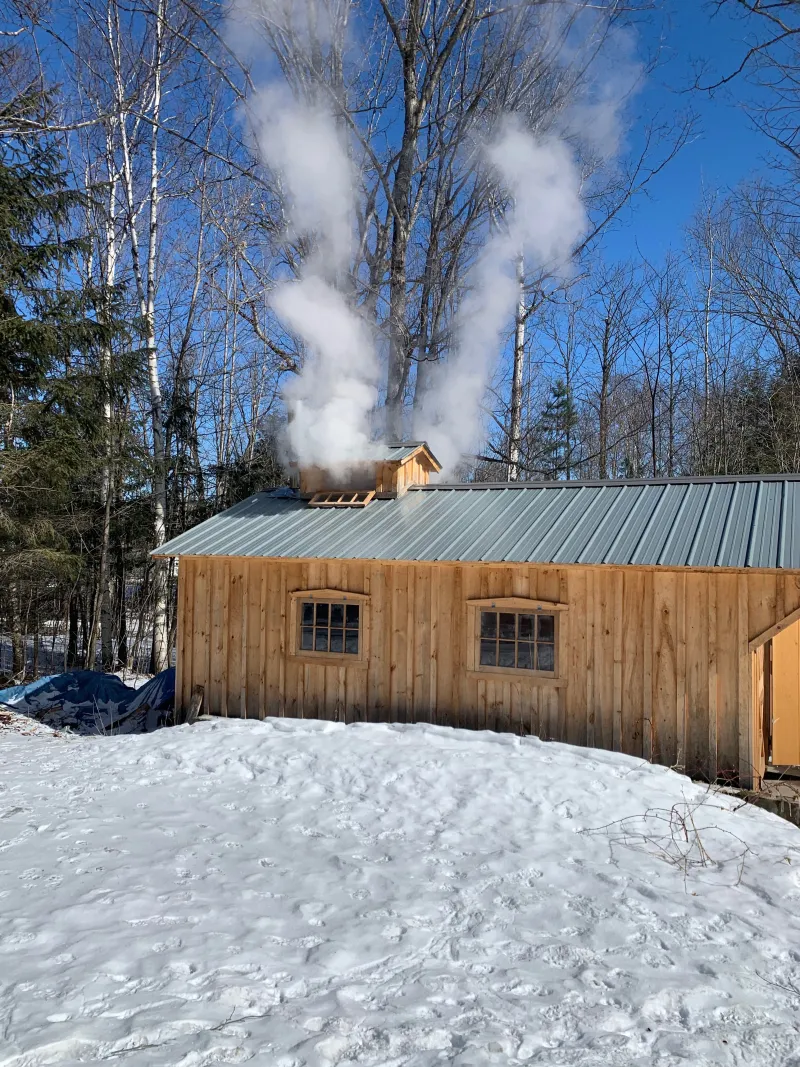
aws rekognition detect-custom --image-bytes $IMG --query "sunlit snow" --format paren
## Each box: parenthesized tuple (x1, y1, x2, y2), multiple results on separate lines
(1, 718, 800, 1065)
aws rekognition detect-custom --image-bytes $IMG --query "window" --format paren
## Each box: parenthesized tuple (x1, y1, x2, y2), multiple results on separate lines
(479, 610, 555, 672)
(299, 600, 361, 655)
(288, 589, 369, 664)
(467, 598, 565, 679)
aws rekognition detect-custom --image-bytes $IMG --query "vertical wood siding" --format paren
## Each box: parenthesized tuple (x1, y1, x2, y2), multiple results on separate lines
(175, 559, 800, 786)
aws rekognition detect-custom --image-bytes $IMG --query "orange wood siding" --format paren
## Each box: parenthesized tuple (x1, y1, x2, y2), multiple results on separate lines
(772, 620, 800, 766)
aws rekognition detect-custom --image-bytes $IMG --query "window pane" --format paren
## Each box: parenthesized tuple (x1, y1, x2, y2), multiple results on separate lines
(345, 630, 359, 654)
(537, 614, 555, 642)
(302, 602, 314, 626)
(499, 613, 516, 640)
(517, 642, 534, 670)
(300, 627, 314, 650)
(345, 604, 360, 627)
(479, 639, 496, 666)
(315, 602, 329, 625)
(518, 614, 535, 640)
(480, 612, 497, 638)
(330, 603, 344, 627)
(330, 629, 344, 653)
(498, 641, 515, 667)
(315, 630, 329, 652)
(537, 642, 555, 672)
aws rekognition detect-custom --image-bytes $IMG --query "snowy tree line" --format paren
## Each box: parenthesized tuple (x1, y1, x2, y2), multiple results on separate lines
(0, 0, 797, 678)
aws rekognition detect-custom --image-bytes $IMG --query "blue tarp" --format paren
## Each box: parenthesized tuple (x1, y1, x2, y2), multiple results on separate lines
(0, 669, 175, 734)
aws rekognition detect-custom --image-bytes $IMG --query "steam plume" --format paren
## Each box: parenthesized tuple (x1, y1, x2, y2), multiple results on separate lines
(246, 60, 379, 473)
(415, 118, 587, 476)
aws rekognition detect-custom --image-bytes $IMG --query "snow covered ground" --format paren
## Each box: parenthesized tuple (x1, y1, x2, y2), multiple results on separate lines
(2, 720, 800, 1066)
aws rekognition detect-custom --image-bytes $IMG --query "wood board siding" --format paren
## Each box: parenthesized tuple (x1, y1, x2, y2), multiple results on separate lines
(772, 620, 800, 766)
(175, 558, 800, 787)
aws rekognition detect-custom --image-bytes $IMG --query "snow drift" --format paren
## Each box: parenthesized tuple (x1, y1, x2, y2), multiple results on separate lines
(1, 719, 799, 1064)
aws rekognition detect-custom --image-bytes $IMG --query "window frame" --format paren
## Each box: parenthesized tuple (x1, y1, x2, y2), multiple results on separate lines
(288, 588, 370, 667)
(466, 597, 567, 684)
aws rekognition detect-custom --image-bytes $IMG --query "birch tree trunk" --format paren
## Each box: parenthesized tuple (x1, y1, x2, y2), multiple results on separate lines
(146, 4, 169, 673)
(507, 254, 525, 480)
(112, 0, 169, 672)
(98, 139, 119, 670)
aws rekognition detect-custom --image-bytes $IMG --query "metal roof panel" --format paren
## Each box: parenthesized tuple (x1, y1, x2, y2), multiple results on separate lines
(155, 476, 800, 570)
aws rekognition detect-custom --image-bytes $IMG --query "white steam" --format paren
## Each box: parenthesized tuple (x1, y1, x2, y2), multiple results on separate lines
(416, 118, 587, 475)
(275, 277, 377, 465)
(249, 85, 379, 473)
(250, 87, 355, 272)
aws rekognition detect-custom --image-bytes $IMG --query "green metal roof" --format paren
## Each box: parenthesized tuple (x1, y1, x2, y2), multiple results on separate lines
(154, 475, 800, 570)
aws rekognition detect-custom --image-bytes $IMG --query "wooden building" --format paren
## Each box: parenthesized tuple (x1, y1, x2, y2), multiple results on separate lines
(156, 444, 800, 789)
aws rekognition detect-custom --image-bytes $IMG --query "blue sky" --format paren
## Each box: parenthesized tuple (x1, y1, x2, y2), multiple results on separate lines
(604, 0, 769, 262)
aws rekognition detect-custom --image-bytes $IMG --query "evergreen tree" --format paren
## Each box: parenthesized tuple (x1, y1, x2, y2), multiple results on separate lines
(540, 380, 578, 481)
(0, 105, 128, 676)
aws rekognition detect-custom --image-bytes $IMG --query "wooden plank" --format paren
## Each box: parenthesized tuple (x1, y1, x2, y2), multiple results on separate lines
(749, 603, 800, 650)
(738, 574, 754, 787)
(436, 567, 455, 726)
(748, 573, 777, 647)
(542, 685, 559, 742)
(265, 563, 282, 716)
(612, 570, 623, 752)
(258, 563, 268, 719)
(753, 643, 767, 780)
(684, 572, 709, 780)
(185, 684, 204, 725)
(191, 559, 209, 705)
(773, 621, 800, 765)
(586, 567, 596, 749)
(429, 566, 440, 722)
(675, 572, 687, 773)
(460, 567, 481, 729)
(566, 567, 587, 747)
(348, 563, 369, 723)
(652, 571, 678, 766)
(413, 567, 431, 724)
(784, 574, 800, 617)
(228, 560, 245, 717)
(714, 573, 738, 781)
(529, 685, 540, 738)
(511, 564, 529, 599)
(476, 676, 487, 732)
(368, 563, 388, 722)
(390, 566, 408, 722)
(207, 559, 224, 715)
(174, 560, 188, 715)
(707, 575, 718, 782)
(240, 561, 249, 717)
(220, 560, 230, 717)
(595, 569, 614, 751)
(406, 565, 415, 720)
(621, 570, 645, 757)
(557, 568, 569, 741)
(642, 570, 653, 762)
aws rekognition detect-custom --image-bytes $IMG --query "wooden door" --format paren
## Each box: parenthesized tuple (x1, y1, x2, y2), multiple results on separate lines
(772, 621, 800, 766)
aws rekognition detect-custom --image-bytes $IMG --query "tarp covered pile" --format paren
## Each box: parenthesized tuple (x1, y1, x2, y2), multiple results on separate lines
(0, 669, 175, 734)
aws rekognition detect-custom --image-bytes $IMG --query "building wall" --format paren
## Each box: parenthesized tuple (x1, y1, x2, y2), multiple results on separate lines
(175, 557, 800, 786)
